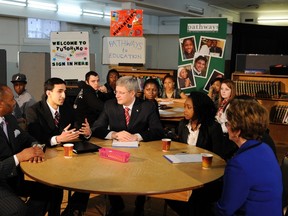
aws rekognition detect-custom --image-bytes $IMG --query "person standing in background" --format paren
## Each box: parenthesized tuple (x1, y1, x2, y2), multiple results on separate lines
(104, 68, 120, 98)
(73, 71, 105, 128)
(11, 73, 35, 129)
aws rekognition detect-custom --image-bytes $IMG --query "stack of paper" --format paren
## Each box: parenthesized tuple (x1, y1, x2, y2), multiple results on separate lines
(112, 140, 139, 148)
(164, 154, 202, 163)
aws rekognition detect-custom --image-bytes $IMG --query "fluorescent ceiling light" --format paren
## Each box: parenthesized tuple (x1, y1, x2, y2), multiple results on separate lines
(258, 16, 288, 23)
(82, 9, 111, 19)
(0, 0, 26, 7)
(28, 1, 57, 11)
(83, 9, 104, 18)
(104, 12, 111, 18)
(186, 4, 204, 15)
(58, 4, 82, 16)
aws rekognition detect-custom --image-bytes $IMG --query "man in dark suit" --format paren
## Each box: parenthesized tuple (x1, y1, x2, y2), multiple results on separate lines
(26, 78, 92, 216)
(92, 76, 164, 216)
(0, 84, 63, 216)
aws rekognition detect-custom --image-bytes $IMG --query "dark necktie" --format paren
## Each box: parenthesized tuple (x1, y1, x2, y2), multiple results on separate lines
(54, 111, 60, 127)
(124, 107, 130, 126)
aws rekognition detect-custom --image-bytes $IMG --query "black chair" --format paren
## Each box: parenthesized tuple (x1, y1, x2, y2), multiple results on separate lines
(281, 153, 288, 216)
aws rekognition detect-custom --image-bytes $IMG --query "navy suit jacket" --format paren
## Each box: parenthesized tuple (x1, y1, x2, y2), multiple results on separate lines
(215, 140, 282, 216)
(26, 99, 76, 147)
(0, 114, 35, 189)
(92, 98, 164, 141)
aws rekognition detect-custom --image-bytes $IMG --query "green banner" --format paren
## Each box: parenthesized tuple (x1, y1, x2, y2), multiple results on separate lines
(178, 18, 227, 93)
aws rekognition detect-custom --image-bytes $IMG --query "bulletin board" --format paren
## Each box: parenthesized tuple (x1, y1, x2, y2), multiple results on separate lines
(102, 36, 146, 65)
(50, 31, 90, 80)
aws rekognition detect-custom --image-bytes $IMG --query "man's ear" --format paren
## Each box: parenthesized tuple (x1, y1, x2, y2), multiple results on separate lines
(130, 90, 136, 97)
(46, 90, 50, 97)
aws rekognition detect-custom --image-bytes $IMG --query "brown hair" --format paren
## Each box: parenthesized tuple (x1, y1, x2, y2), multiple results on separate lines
(218, 79, 236, 109)
(226, 99, 269, 140)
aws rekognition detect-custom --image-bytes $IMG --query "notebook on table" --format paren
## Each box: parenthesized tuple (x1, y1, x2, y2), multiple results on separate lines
(72, 141, 101, 154)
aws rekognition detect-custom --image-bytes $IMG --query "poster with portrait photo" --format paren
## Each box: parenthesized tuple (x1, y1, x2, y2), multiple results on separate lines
(179, 36, 197, 61)
(192, 53, 210, 79)
(203, 69, 224, 92)
(177, 63, 196, 90)
(198, 36, 226, 59)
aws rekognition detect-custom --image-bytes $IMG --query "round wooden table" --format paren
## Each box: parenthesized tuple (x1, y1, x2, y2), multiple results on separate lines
(21, 138, 226, 196)
(159, 101, 184, 121)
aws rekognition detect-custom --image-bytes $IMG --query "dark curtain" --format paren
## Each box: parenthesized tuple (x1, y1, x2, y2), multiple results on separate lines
(229, 22, 288, 78)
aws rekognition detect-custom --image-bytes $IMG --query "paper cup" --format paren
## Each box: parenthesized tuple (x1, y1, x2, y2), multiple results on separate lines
(63, 143, 74, 158)
(162, 138, 171, 152)
(201, 153, 213, 169)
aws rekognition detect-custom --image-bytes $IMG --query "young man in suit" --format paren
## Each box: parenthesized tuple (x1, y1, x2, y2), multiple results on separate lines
(0, 84, 63, 216)
(92, 76, 164, 216)
(26, 77, 92, 216)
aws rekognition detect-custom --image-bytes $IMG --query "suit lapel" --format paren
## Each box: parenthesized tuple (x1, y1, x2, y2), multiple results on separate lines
(116, 104, 126, 128)
(41, 100, 57, 130)
(0, 127, 9, 143)
(4, 116, 18, 152)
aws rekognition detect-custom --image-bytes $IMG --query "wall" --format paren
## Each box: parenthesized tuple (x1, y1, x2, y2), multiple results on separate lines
(0, 15, 232, 96)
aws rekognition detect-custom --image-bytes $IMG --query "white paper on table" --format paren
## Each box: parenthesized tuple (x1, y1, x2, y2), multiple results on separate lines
(164, 154, 202, 163)
(112, 140, 139, 148)
(159, 101, 174, 105)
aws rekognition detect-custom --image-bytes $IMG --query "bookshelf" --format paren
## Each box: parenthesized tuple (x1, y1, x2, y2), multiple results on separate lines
(232, 72, 288, 145)
(110, 66, 175, 79)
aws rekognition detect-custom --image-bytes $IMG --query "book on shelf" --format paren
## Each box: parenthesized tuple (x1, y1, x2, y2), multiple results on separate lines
(271, 105, 288, 124)
(234, 80, 281, 99)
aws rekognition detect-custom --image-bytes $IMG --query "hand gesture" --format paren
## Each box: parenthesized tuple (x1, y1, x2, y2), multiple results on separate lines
(57, 124, 79, 143)
(78, 118, 92, 137)
(98, 85, 107, 93)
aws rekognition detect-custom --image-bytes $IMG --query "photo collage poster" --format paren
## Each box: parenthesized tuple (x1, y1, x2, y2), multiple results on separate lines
(177, 18, 227, 93)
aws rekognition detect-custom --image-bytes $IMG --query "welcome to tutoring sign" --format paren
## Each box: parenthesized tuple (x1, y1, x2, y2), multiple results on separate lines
(50, 31, 90, 80)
